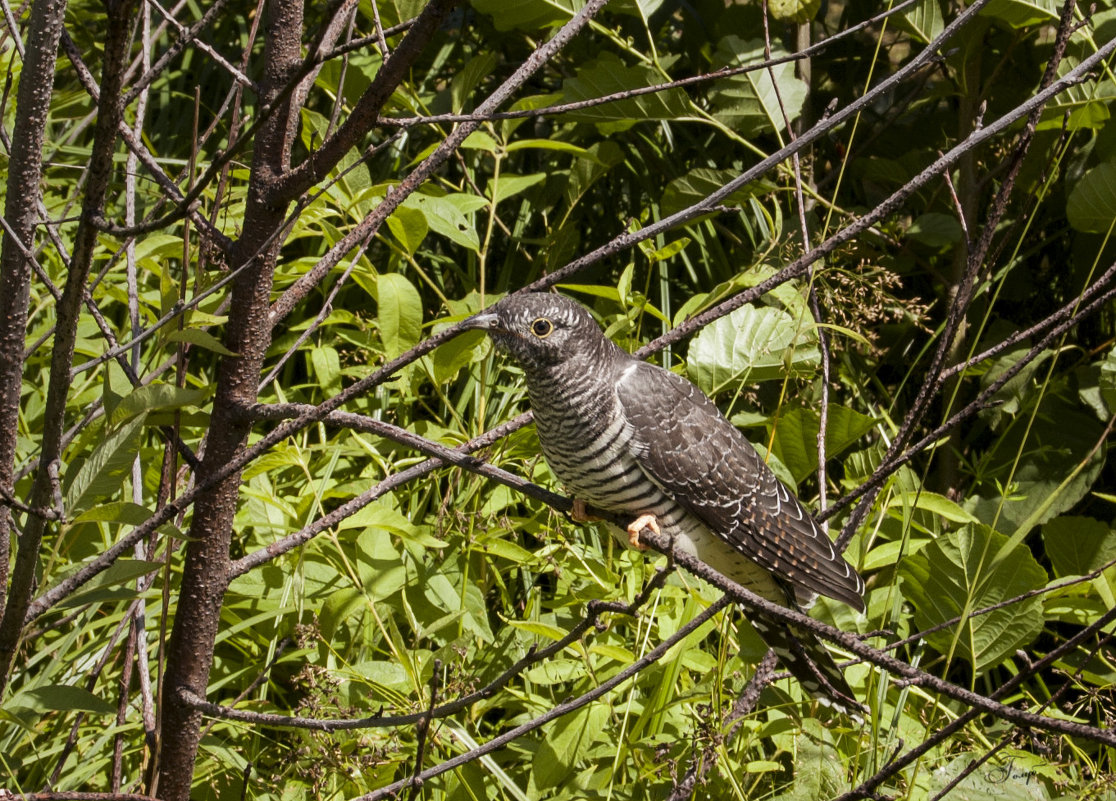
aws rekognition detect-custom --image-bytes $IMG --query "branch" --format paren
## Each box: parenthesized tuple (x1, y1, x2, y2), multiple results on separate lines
(356, 595, 734, 801)
(629, 524, 1116, 746)
(183, 558, 679, 731)
(268, 0, 613, 325)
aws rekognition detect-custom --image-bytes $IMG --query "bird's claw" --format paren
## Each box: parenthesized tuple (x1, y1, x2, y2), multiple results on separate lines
(626, 514, 659, 551)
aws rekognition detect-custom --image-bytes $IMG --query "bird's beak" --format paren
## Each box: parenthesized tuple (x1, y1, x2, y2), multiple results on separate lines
(462, 310, 501, 332)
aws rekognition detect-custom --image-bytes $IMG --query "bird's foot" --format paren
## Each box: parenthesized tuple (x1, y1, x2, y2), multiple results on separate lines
(570, 498, 602, 523)
(626, 514, 659, 551)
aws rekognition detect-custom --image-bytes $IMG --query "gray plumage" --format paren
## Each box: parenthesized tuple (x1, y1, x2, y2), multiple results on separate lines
(465, 292, 865, 713)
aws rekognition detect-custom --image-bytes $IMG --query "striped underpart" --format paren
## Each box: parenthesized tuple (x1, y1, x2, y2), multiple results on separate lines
(526, 352, 788, 604)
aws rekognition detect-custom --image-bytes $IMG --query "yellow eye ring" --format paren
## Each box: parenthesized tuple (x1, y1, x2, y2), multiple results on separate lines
(530, 318, 554, 338)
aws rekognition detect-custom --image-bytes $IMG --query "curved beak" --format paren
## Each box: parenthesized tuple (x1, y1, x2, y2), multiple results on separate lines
(462, 310, 501, 332)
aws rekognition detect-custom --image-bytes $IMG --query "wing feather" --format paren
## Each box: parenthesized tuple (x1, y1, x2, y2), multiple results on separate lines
(617, 360, 865, 611)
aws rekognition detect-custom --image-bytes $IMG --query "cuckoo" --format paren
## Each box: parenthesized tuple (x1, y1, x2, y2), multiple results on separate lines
(465, 292, 866, 714)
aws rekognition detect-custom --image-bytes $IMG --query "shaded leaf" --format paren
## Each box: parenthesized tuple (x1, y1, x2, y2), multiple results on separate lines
(769, 405, 876, 483)
(1067, 161, 1116, 233)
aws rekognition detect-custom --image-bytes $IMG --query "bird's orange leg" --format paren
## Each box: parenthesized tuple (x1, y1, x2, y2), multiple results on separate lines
(626, 514, 659, 551)
(570, 498, 601, 523)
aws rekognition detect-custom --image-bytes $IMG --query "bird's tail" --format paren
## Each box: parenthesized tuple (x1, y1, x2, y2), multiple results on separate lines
(750, 612, 865, 720)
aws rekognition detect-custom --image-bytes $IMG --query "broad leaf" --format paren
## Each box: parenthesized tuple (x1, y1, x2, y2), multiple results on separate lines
(531, 702, 608, 789)
(709, 37, 807, 137)
(686, 303, 819, 394)
(373, 272, 423, 360)
(1043, 515, 1116, 606)
(899, 524, 1047, 673)
(64, 414, 147, 513)
(769, 405, 876, 483)
(560, 53, 691, 124)
(1067, 161, 1116, 233)
(472, 0, 581, 31)
(7, 686, 114, 716)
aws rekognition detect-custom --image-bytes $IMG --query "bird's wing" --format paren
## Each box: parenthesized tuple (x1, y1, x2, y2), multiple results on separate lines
(616, 360, 865, 611)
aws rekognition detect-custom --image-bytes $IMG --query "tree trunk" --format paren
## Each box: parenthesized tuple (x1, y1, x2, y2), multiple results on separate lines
(0, 0, 69, 631)
(152, 1, 304, 796)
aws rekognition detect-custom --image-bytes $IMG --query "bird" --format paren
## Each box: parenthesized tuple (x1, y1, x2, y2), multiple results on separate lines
(464, 291, 866, 715)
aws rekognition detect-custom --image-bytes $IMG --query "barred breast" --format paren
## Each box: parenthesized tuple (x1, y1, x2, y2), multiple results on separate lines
(526, 360, 786, 603)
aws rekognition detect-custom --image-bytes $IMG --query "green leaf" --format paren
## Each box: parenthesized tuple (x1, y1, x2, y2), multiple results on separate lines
(64, 414, 147, 514)
(929, 754, 1050, 801)
(1067, 161, 1116, 234)
(320, 588, 366, 642)
(460, 130, 499, 152)
(59, 559, 163, 608)
(342, 500, 448, 548)
(471, 0, 580, 31)
(490, 173, 546, 205)
(1043, 516, 1116, 606)
(402, 193, 482, 251)
(1043, 516, 1116, 577)
(531, 702, 608, 789)
(1099, 344, 1116, 414)
(899, 524, 1047, 673)
(897, 0, 945, 43)
(111, 383, 208, 424)
(165, 328, 237, 356)
(7, 686, 115, 716)
(524, 658, 589, 685)
(686, 303, 819, 394)
(908, 212, 963, 248)
(504, 138, 591, 156)
(646, 237, 690, 263)
(310, 345, 341, 393)
(767, 0, 820, 23)
(980, 0, 1058, 28)
(887, 492, 981, 525)
(72, 501, 153, 526)
(968, 396, 1106, 533)
(349, 660, 411, 692)
(386, 206, 428, 255)
(709, 37, 807, 136)
(374, 273, 423, 359)
(769, 405, 877, 483)
(429, 328, 488, 385)
(560, 53, 692, 124)
(661, 168, 769, 216)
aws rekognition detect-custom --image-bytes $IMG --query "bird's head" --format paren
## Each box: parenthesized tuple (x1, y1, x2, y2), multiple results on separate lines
(463, 293, 606, 371)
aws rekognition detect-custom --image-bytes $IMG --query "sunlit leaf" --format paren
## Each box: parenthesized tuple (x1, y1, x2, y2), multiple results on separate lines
(374, 272, 423, 360)
(686, 303, 819, 394)
(899, 524, 1047, 672)
(560, 52, 691, 124)
(709, 37, 807, 136)
(64, 414, 146, 513)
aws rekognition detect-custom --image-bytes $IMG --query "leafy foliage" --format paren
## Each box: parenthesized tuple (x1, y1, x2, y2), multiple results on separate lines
(0, 0, 1115, 799)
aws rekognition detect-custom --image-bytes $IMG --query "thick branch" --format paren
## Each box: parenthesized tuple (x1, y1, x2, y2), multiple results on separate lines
(0, 0, 68, 630)
(0, 0, 139, 694)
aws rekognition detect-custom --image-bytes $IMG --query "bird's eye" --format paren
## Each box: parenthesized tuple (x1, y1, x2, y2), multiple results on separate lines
(530, 318, 554, 338)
